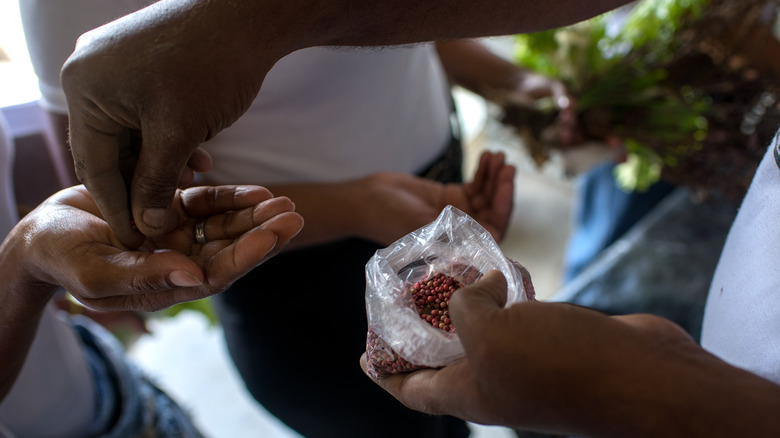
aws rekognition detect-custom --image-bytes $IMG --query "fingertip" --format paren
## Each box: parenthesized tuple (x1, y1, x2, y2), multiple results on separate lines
(137, 206, 178, 236)
(188, 147, 213, 174)
(116, 227, 147, 249)
(359, 352, 369, 375)
(169, 270, 204, 287)
(450, 271, 508, 315)
(499, 163, 516, 182)
(260, 211, 304, 244)
(178, 166, 195, 188)
(105, 213, 146, 249)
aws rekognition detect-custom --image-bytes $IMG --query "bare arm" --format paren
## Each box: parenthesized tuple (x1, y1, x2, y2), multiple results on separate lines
(362, 271, 780, 437)
(0, 250, 51, 400)
(308, 0, 630, 46)
(436, 39, 529, 99)
(60, 0, 630, 247)
(0, 185, 302, 401)
(264, 151, 514, 249)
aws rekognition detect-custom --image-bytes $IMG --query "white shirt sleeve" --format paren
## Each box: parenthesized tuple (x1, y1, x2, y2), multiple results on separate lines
(19, 0, 155, 114)
(701, 133, 780, 384)
(0, 305, 97, 438)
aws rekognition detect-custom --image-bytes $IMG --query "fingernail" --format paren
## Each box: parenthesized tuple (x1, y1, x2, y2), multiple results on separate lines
(170, 270, 202, 287)
(142, 208, 167, 230)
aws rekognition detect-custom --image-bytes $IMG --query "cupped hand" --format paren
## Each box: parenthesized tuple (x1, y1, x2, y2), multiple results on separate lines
(361, 271, 699, 435)
(20, 185, 303, 312)
(451, 150, 515, 240)
(60, 0, 288, 248)
(359, 150, 515, 244)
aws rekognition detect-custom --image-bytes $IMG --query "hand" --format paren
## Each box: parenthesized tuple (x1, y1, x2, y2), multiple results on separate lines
(505, 72, 583, 147)
(360, 271, 723, 436)
(60, 0, 290, 248)
(358, 150, 515, 245)
(15, 185, 303, 312)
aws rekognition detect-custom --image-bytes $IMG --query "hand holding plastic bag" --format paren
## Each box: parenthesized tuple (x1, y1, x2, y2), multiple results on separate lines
(365, 205, 535, 378)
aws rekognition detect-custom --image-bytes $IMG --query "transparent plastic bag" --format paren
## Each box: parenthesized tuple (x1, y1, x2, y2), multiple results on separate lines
(364, 205, 534, 379)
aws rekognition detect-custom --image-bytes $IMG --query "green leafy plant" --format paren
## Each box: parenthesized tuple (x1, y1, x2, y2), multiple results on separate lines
(504, 0, 780, 199)
(158, 298, 219, 325)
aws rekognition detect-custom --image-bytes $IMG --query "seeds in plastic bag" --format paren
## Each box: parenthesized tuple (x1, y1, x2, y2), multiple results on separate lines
(411, 272, 464, 333)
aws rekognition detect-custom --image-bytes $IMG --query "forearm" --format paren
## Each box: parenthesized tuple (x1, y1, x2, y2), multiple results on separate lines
(265, 181, 369, 249)
(285, 0, 630, 47)
(266, 175, 437, 250)
(545, 329, 780, 437)
(193, 0, 632, 62)
(0, 230, 58, 400)
(436, 39, 525, 98)
(603, 350, 780, 437)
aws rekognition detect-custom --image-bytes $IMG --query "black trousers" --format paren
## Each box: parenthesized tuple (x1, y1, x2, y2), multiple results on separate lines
(214, 136, 468, 438)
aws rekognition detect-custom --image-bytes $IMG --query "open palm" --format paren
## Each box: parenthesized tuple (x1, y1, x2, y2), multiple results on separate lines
(23, 185, 303, 311)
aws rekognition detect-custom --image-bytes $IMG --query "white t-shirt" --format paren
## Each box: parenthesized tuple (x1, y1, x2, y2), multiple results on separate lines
(700, 133, 780, 384)
(21, 0, 452, 186)
(20, 0, 157, 114)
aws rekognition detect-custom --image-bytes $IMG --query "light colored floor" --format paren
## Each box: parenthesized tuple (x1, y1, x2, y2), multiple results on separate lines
(463, 93, 575, 301)
(130, 312, 521, 438)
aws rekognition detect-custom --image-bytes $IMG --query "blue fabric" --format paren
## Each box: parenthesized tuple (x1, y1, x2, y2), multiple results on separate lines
(563, 162, 674, 282)
(71, 315, 204, 438)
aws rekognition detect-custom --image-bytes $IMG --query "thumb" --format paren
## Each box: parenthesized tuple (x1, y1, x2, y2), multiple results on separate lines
(130, 134, 193, 236)
(66, 111, 146, 249)
(449, 270, 508, 348)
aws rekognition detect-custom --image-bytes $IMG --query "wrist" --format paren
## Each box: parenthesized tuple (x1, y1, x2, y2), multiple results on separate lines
(348, 176, 381, 241)
(0, 221, 59, 310)
(204, 0, 342, 62)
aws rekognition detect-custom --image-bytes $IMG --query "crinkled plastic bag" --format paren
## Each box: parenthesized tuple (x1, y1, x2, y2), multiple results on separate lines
(364, 205, 532, 379)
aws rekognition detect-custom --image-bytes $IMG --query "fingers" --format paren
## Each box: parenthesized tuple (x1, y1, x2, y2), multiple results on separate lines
(491, 164, 515, 240)
(359, 352, 469, 416)
(203, 211, 303, 289)
(194, 195, 298, 242)
(468, 151, 511, 196)
(464, 151, 515, 241)
(70, 248, 207, 312)
(177, 148, 215, 187)
(187, 147, 213, 174)
(130, 129, 195, 237)
(179, 185, 275, 218)
(469, 151, 491, 194)
(256, 210, 304, 249)
(66, 113, 146, 249)
(449, 270, 508, 354)
(482, 151, 506, 198)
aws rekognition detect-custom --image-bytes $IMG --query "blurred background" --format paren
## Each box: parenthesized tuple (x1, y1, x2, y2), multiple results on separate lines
(3, 0, 779, 436)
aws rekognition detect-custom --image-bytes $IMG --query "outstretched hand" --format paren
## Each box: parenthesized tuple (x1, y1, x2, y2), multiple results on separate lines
(360, 271, 716, 436)
(17, 185, 303, 312)
(358, 150, 515, 245)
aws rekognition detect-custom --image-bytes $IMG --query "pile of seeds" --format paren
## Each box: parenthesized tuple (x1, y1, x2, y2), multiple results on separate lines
(410, 272, 463, 333)
(365, 329, 427, 378)
(366, 272, 465, 378)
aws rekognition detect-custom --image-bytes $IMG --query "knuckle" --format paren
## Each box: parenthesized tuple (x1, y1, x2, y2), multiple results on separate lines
(134, 173, 179, 207)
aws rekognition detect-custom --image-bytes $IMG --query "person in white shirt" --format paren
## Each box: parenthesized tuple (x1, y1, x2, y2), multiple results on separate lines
(21, 1, 572, 435)
(42, 0, 780, 435)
